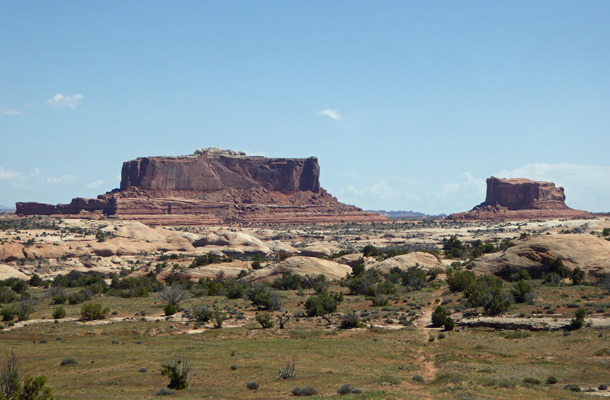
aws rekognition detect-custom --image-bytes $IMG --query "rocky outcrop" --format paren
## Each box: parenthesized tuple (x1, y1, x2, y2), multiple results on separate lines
(120, 148, 320, 194)
(483, 177, 568, 210)
(468, 234, 610, 279)
(16, 148, 386, 225)
(448, 177, 590, 220)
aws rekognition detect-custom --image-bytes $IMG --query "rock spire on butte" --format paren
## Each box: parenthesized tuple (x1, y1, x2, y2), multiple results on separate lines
(16, 148, 386, 225)
(448, 176, 590, 220)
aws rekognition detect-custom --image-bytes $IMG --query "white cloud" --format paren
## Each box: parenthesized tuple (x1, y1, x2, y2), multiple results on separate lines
(341, 180, 396, 201)
(86, 180, 104, 189)
(496, 163, 610, 212)
(47, 93, 84, 109)
(45, 175, 76, 185)
(0, 105, 24, 116)
(318, 108, 342, 121)
(0, 167, 23, 181)
(0, 166, 75, 188)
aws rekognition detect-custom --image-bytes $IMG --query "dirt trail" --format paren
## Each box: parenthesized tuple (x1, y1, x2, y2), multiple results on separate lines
(411, 280, 446, 382)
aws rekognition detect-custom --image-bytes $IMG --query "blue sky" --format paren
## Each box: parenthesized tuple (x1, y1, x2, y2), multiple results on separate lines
(1, 2, 609, 214)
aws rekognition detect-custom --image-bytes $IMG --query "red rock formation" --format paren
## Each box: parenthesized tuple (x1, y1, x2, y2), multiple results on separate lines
(448, 177, 590, 220)
(17, 148, 386, 225)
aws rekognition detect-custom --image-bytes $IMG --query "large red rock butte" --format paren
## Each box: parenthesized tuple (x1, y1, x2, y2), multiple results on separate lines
(448, 176, 590, 220)
(16, 148, 386, 225)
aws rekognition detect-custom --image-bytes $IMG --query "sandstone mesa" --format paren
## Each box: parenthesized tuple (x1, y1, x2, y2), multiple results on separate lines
(16, 148, 386, 225)
(447, 176, 591, 220)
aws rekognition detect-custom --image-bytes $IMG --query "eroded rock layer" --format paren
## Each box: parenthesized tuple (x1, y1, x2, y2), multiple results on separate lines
(448, 177, 589, 220)
(16, 148, 386, 225)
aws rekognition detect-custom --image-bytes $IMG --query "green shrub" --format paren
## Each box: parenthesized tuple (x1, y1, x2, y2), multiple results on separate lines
(412, 374, 425, 383)
(446, 270, 475, 293)
(1, 305, 16, 321)
(290, 386, 318, 396)
(246, 381, 259, 390)
(191, 305, 213, 322)
(60, 358, 78, 366)
(80, 303, 110, 321)
(337, 384, 362, 394)
(304, 292, 340, 317)
(161, 356, 190, 390)
(339, 313, 364, 329)
(255, 312, 274, 329)
(523, 377, 541, 385)
(0, 287, 17, 304)
(164, 302, 178, 316)
(444, 317, 455, 331)
(362, 244, 379, 257)
(52, 306, 66, 320)
(571, 267, 585, 285)
(279, 357, 297, 379)
(431, 306, 448, 327)
(247, 284, 283, 311)
(401, 266, 427, 292)
(570, 307, 587, 330)
(546, 376, 558, 384)
(371, 294, 388, 307)
(213, 307, 227, 328)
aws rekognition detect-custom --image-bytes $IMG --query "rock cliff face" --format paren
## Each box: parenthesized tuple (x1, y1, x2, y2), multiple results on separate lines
(16, 148, 385, 225)
(120, 148, 320, 194)
(448, 177, 589, 220)
(482, 177, 568, 210)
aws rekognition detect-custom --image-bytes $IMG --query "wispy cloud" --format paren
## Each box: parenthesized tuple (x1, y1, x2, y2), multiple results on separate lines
(85, 180, 104, 189)
(0, 105, 24, 116)
(47, 93, 84, 109)
(0, 167, 23, 180)
(0, 166, 75, 189)
(318, 108, 342, 121)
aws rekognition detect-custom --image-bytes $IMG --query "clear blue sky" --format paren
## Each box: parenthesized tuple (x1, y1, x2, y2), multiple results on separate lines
(1, 1, 609, 214)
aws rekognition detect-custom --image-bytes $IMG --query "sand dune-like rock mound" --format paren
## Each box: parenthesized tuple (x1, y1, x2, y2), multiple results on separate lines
(299, 243, 342, 258)
(0, 264, 28, 280)
(247, 256, 351, 282)
(469, 234, 610, 278)
(368, 252, 442, 273)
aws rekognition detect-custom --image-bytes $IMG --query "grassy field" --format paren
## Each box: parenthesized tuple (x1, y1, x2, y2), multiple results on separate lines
(2, 282, 610, 399)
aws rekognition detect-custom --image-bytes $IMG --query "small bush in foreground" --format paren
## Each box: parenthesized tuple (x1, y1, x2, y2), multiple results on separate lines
(291, 386, 318, 396)
(279, 357, 297, 379)
(246, 381, 259, 390)
(161, 356, 191, 390)
(546, 376, 558, 384)
(337, 384, 362, 395)
(1, 351, 53, 400)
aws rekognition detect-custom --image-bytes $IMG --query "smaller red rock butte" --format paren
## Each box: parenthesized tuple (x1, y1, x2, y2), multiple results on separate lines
(16, 148, 386, 225)
(448, 176, 590, 220)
